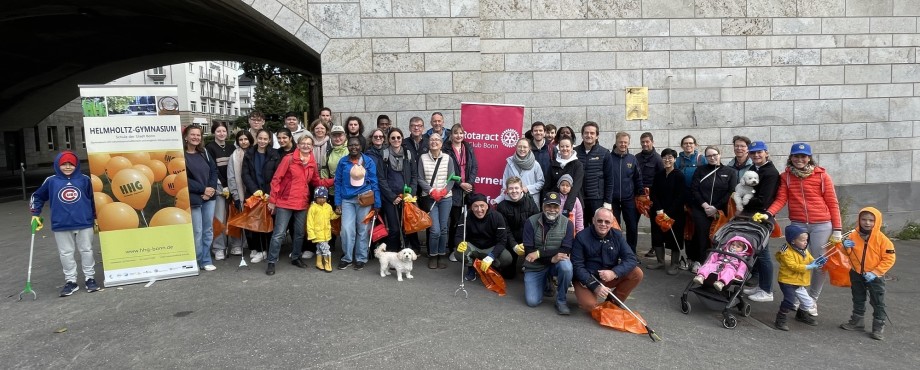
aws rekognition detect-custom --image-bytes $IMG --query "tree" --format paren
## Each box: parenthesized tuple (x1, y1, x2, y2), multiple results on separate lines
(241, 63, 316, 132)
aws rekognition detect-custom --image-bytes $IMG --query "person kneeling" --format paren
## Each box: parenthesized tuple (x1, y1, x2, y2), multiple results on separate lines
(572, 208, 644, 311)
(455, 194, 512, 282)
(521, 192, 575, 315)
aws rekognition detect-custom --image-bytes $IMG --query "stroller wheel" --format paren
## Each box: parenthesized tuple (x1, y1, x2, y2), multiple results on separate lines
(680, 298, 691, 314)
(740, 302, 752, 317)
(722, 315, 737, 329)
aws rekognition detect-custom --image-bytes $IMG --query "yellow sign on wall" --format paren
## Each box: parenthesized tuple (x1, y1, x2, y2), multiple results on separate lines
(626, 87, 649, 121)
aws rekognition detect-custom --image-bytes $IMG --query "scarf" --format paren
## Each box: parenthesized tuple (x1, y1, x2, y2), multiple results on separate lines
(388, 146, 405, 172)
(313, 135, 330, 167)
(556, 152, 578, 167)
(231, 148, 246, 200)
(790, 164, 815, 179)
(512, 151, 536, 170)
(452, 143, 467, 180)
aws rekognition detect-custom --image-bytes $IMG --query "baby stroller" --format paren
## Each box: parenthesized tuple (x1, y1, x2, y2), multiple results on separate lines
(679, 215, 771, 329)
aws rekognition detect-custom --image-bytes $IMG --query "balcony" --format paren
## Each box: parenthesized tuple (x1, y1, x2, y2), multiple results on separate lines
(147, 68, 166, 81)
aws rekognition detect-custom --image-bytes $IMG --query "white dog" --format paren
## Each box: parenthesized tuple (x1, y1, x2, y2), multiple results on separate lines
(733, 171, 759, 212)
(374, 244, 418, 281)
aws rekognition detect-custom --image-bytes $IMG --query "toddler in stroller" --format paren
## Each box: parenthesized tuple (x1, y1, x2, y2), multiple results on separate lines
(692, 236, 753, 291)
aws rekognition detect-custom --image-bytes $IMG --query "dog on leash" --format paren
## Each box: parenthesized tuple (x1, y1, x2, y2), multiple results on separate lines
(733, 171, 759, 212)
(374, 244, 418, 281)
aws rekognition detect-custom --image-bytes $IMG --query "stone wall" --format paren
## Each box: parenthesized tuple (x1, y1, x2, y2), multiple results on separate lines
(246, 0, 920, 228)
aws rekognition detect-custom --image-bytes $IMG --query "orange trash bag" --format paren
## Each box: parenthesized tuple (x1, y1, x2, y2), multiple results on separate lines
(473, 259, 506, 296)
(635, 188, 652, 218)
(655, 213, 674, 232)
(228, 195, 274, 233)
(591, 301, 649, 335)
(226, 203, 243, 238)
(770, 221, 782, 238)
(823, 245, 852, 287)
(331, 218, 341, 236)
(709, 210, 728, 241)
(403, 201, 432, 234)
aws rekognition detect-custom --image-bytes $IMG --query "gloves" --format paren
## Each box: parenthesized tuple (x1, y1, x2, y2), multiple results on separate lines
(430, 188, 446, 202)
(843, 239, 855, 249)
(457, 241, 468, 253)
(806, 261, 821, 270)
(814, 256, 828, 266)
(31, 216, 43, 232)
(221, 187, 230, 198)
(752, 212, 769, 223)
(829, 230, 843, 244)
(253, 190, 264, 198)
(863, 272, 877, 282)
(481, 253, 494, 272)
(513, 243, 525, 256)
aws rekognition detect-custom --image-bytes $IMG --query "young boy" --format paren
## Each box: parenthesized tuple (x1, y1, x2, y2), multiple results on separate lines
(556, 175, 584, 234)
(307, 187, 338, 272)
(774, 224, 826, 331)
(840, 207, 895, 340)
(29, 151, 98, 297)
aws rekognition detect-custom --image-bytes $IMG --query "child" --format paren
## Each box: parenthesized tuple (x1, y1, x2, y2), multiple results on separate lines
(840, 207, 895, 340)
(556, 175, 584, 234)
(29, 151, 99, 297)
(774, 224, 826, 331)
(692, 236, 753, 291)
(307, 186, 338, 272)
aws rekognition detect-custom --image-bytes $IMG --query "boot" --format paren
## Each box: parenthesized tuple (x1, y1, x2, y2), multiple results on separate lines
(795, 309, 817, 326)
(428, 255, 438, 269)
(646, 247, 666, 270)
(839, 314, 865, 331)
(774, 309, 789, 331)
(666, 250, 679, 275)
(315, 255, 324, 270)
(437, 255, 448, 269)
(870, 319, 885, 340)
(323, 255, 333, 273)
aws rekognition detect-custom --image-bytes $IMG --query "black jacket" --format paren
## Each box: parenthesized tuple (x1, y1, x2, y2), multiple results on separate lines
(454, 209, 508, 251)
(403, 135, 429, 159)
(650, 168, 686, 219)
(690, 164, 737, 211)
(636, 148, 663, 192)
(745, 160, 780, 213)
(572, 224, 638, 291)
(495, 196, 540, 246)
(547, 157, 584, 215)
(241, 146, 281, 198)
(445, 142, 478, 205)
(575, 143, 614, 202)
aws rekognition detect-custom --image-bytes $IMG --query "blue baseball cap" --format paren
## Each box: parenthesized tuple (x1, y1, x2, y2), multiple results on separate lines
(749, 141, 767, 152)
(790, 142, 812, 156)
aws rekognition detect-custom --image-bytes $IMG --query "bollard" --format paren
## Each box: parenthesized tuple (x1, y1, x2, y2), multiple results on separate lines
(21, 162, 26, 201)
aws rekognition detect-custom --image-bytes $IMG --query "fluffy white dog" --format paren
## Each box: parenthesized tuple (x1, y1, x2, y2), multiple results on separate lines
(375, 244, 418, 281)
(733, 171, 759, 212)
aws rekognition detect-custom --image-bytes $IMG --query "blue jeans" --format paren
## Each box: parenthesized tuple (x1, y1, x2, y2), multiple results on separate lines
(524, 260, 573, 307)
(428, 197, 452, 256)
(755, 243, 774, 293)
(341, 197, 371, 263)
(191, 200, 216, 267)
(612, 197, 639, 253)
(267, 207, 306, 263)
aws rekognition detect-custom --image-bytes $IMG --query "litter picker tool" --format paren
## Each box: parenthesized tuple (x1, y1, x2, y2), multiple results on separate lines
(669, 229, 689, 270)
(19, 217, 41, 301)
(454, 187, 468, 299)
(591, 275, 661, 342)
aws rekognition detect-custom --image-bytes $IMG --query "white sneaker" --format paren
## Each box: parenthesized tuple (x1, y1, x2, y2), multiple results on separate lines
(692, 275, 704, 285)
(806, 305, 818, 316)
(302, 251, 315, 259)
(743, 286, 762, 296)
(230, 247, 243, 255)
(690, 261, 701, 274)
(713, 281, 725, 291)
(214, 250, 226, 260)
(748, 290, 774, 302)
(251, 252, 265, 263)
(249, 250, 259, 259)
(203, 264, 217, 271)
(449, 254, 458, 262)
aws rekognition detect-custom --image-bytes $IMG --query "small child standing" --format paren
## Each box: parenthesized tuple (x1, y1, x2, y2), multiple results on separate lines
(774, 224, 826, 331)
(307, 187, 338, 272)
(556, 175, 584, 234)
(692, 236, 753, 291)
(840, 207, 895, 340)
(29, 151, 99, 297)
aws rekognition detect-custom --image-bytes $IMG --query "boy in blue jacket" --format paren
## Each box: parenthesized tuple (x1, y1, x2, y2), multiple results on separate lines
(29, 151, 98, 297)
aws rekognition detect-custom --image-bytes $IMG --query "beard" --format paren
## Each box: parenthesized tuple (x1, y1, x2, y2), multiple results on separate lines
(544, 213, 559, 221)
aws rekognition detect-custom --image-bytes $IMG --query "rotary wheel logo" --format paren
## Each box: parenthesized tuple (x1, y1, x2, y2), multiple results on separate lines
(500, 129, 519, 148)
(58, 186, 80, 204)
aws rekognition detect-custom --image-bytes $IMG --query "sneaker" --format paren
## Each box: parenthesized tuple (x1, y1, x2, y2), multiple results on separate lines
(249, 249, 259, 259)
(214, 250, 226, 260)
(251, 252, 265, 263)
(354, 262, 366, 271)
(806, 305, 818, 317)
(743, 286, 762, 296)
(692, 275, 704, 285)
(555, 302, 571, 315)
(690, 261, 701, 274)
(60, 281, 79, 297)
(748, 290, 774, 302)
(644, 249, 656, 257)
(230, 247, 243, 255)
(464, 268, 478, 281)
(85, 278, 100, 292)
(302, 251, 315, 259)
(449, 253, 458, 262)
(203, 264, 217, 271)
(713, 281, 725, 291)
(338, 261, 352, 270)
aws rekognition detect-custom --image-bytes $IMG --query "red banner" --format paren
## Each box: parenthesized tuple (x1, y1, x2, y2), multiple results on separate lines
(460, 103, 524, 202)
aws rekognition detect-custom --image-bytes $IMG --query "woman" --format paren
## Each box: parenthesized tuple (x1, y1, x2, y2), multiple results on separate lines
(377, 128, 419, 252)
(741, 141, 781, 302)
(265, 135, 332, 275)
(676, 135, 705, 190)
(554, 126, 577, 146)
(345, 116, 367, 151)
(226, 130, 253, 256)
(183, 125, 219, 271)
(766, 142, 842, 307)
(276, 128, 295, 158)
(494, 138, 544, 205)
(365, 128, 387, 162)
(546, 137, 584, 217)
(310, 118, 331, 170)
(445, 124, 478, 262)
(417, 133, 454, 269)
(689, 146, 737, 273)
(334, 136, 381, 271)
(241, 129, 280, 263)
(649, 148, 686, 275)
(205, 122, 240, 260)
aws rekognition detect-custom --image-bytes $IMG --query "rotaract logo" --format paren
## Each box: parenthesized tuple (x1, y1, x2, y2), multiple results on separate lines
(58, 185, 80, 204)
(500, 129, 519, 149)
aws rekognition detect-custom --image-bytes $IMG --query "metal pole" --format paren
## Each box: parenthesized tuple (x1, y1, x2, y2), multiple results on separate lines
(20, 162, 26, 201)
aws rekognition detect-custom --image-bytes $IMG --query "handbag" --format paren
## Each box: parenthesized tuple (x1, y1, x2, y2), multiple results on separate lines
(363, 211, 389, 242)
(358, 190, 375, 207)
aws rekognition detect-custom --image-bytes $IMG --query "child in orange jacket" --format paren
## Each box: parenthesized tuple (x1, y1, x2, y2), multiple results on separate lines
(839, 207, 895, 340)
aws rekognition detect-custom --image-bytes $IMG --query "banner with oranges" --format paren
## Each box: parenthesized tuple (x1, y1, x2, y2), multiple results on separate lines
(80, 85, 198, 287)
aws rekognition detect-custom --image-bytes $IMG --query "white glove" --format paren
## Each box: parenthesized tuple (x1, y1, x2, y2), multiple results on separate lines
(603, 203, 612, 210)
(829, 230, 843, 244)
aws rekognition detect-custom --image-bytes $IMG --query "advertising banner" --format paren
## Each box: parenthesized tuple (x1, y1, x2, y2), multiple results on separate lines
(459, 103, 524, 201)
(79, 85, 198, 287)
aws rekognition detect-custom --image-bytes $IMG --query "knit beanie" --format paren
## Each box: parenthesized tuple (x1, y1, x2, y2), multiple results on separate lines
(784, 224, 807, 245)
(557, 174, 573, 188)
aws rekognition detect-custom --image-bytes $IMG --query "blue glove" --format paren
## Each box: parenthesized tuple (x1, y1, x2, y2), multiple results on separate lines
(805, 261, 821, 270)
(863, 272, 877, 282)
(814, 256, 828, 266)
(843, 239, 855, 249)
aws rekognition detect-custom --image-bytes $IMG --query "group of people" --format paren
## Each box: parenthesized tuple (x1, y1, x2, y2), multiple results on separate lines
(29, 112, 896, 340)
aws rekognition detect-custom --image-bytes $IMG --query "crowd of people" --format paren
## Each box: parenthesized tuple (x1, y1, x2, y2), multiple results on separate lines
(28, 110, 896, 340)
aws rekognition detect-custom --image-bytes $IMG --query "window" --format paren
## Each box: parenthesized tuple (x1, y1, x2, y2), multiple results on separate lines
(188, 63, 194, 72)
(33, 126, 40, 152)
(47, 126, 57, 151)
(190, 82, 195, 91)
(190, 101, 197, 112)
(65, 126, 74, 149)
(152, 67, 164, 75)
(210, 102, 215, 114)
(81, 127, 86, 149)
(153, 80, 164, 85)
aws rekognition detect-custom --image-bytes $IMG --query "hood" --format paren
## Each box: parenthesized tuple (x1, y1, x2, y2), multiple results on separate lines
(54, 151, 82, 178)
(859, 206, 884, 235)
(726, 235, 753, 253)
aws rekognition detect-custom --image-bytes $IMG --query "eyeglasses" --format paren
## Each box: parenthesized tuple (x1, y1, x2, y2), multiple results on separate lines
(389, 136, 402, 140)
(372, 135, 384, 139)
(595, 219, 614, 225)
(705, 154, 720, 158)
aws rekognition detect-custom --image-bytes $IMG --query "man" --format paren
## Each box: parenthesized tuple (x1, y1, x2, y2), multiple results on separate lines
(319, 107, 333, 126)
(404, 116, 430, 158)
(274, 111, 310, 149)
(455, 193, 512, 282)
(495, 176, 540, 279)
(522, 192, 575, 315)
(574, 121, 614, 227)
(742, 141, 781, 302)
(572, 208, 644, 310)
(376, 114, 391, 134)
(529, 121, 554, 183)
(246, 110, 266, 137)
(425, 112, 450, 142)
(636, 132, 663, 258)
(728, 135, 752, 179)
(609, 131, 643, 254)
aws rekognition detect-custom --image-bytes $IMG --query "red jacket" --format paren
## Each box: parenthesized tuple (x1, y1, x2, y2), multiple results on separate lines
(767, 166, 841, 229)
(270, 153, 333, 210)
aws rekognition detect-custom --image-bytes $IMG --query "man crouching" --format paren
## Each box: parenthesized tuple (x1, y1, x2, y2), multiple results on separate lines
(572, 208, 644, 311)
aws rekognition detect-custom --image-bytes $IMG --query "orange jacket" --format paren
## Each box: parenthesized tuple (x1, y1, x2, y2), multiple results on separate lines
(844, 207, 895, 277)
(767, 166, 842, 229)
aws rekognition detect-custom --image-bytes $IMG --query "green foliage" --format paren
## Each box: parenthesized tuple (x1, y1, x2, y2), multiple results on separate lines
(241, 62, 314, 132)
(896, 221, 920, 240)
